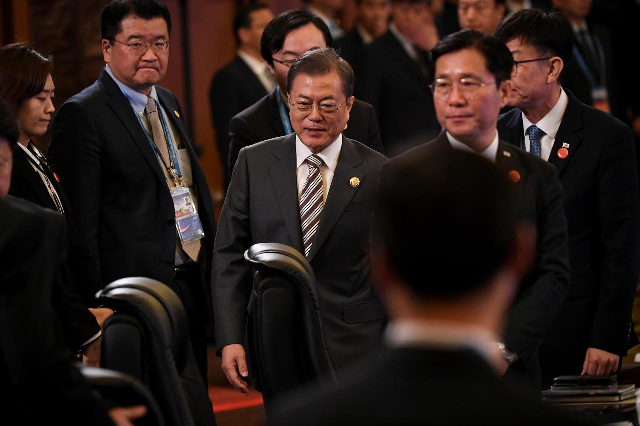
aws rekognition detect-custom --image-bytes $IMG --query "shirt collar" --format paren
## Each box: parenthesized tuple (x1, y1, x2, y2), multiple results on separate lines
(447, 130, 499, 163)
(389, 22, 418, 61)
(386, 319, 499, 367)
(237, 50, 270, 75)
(105, 64, 158, 115)
(295, 134, 342, 172)
(522, 88, 568, 140)
(355, 24, 374, 45)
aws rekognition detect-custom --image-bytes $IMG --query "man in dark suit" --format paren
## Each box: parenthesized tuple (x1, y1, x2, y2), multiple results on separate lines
(49, 0, 217, 383)
(209, 3, 275, 187)
(495, 9, 639, 388)
(213, 48, 387, 398)
(0, 98, 147, 425)
(458, 0, 506, 35)
(268, 134, 588, 426)
(334, 0, 391, 81)
(228, 10, 384, 178)
(408, 30, 569, 390)
(358, 0, 441, 156)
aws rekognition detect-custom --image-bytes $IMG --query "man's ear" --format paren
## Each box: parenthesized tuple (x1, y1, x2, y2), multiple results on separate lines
(547, 56, 564, 85)
(498, 79, 512, 109)
(102, 39, 112, 63)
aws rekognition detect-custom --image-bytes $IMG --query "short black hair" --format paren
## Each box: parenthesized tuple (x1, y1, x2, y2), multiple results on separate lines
(494, 8, 573, 82)
(233, 2, 271, 45)
(286, 48, 354, 98)
(101, 0, 172, 41)
(430, 29, 513, 86)
(0, 97, 20, 148)
(373, 149, 524, 298)
(0, 43, 53, 110)
(261, 10, 332, 67)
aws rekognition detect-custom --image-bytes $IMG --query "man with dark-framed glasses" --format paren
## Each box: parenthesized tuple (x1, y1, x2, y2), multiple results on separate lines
(213, 48, 388, 405)
(48, 0, 217, 400)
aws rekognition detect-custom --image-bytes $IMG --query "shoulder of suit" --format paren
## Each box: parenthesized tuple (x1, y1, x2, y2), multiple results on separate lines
(346, 137, 387, 163)
(233, 92, 273, 121)
(1, 195, 62, 223)
(501, 142, 557, 176)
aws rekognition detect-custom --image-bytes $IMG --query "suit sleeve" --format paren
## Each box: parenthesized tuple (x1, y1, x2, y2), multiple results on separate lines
(504, 163, 571, 367)
(228, 114, 258, 180)
(49, 101, 102, 275)
(212, 147, 255, 352)
(590, 124, 640, 355)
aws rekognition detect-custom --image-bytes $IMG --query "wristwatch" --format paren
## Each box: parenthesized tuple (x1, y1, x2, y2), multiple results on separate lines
(497, 342, 519, 365)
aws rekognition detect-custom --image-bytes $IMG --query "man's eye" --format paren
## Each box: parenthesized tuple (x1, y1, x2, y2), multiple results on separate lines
(320, 104, 336, 111)
(130, 42, 144, 48)
(436, 82, 451, 89)
(154, 42, 166, 48)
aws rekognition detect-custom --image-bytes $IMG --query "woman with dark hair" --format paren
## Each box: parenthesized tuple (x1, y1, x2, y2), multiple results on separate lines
(0, 43, 112, 366)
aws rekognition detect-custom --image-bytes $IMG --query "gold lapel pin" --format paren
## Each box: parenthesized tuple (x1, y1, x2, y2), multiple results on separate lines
(508, 170, 521, 183)
(349, 177, 360, 188)
(503, 150, 511, 158)
(174, 111, 180, 118)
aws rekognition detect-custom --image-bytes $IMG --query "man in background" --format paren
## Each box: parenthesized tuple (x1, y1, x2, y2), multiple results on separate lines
(458, 0, 506, 35)
(209, 3, 275, 188)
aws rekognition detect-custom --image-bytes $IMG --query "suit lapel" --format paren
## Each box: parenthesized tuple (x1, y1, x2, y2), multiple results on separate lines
(269, 90, 287, 136)
(13, 148, 54, 208)
(495, 141, 528, 193)
(498, 111, 525, 149)
(308, 138, 364, 261)
(548, 92, 583, 179)
(235, 56, 268, 97)
(269, 135, 304, 252)
(386, 32, 430, 92)
(98, 70, 167, 184)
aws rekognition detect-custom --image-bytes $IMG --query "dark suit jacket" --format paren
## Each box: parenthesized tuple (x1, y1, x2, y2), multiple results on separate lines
(10, 145, 104, 305)
(398, 133, 570, 386)
(0, 196, 112, 425)
(228, 89, 384, 177)
(269, 346, 591, 426)
(210, 55, 269, 186)
(334, 28, 366, 84)
(49, 69, 217, 320)
(8, 149, 101, 351)
(212, 135, 387, 372)
(358, 30, 441, 156)
(498, 91, 640, 377)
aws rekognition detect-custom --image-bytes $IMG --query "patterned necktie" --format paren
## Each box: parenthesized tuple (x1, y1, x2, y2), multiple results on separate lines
(146, 96, 201, 261)
(528, 125, 545, 158)
(300, 155, 324, 257)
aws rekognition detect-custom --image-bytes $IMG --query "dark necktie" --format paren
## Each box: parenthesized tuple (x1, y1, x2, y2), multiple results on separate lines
(528, 125, 545, 158)
(300, 155, 324, 257)
(576, 28, 601, 81)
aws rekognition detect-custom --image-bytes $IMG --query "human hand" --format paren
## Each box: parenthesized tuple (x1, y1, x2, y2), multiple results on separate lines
(108, 405, 147, 426)
(582, 347, 619, 375)
(221, 344, 250, 395)
(82, 337, 102, 367)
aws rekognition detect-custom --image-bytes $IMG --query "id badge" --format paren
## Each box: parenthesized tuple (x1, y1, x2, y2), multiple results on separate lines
(592, 86, 610, 114)
(171, 186, 205, 244)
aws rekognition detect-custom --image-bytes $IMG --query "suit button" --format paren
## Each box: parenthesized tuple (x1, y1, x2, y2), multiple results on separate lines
(165, 257, 173, 264)
(167, 217, 175, 225)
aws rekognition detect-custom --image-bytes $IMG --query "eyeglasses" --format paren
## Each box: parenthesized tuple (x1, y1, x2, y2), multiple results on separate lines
(272, 57, 297, 68)
(111, 38, 170, 56)
(430, 78, 496, 101)
(289, 98, 349, 117)
(512, 57, 552, 73)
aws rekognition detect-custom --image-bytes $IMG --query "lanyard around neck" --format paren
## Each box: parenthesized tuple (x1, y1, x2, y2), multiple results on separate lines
(275, 86, 294, 135)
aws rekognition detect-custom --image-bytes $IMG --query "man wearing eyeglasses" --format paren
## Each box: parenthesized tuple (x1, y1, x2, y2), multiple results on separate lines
(49, 0, 217, 391)
(496, 9, 639, 389)
(399, 29, 569, 391)
(213, 48, 388, 401)
(227, 10, 384, 182)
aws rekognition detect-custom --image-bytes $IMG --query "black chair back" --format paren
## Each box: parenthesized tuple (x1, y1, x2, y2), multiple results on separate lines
(96, 277, 216, 426)
(244, 243, 336, 400)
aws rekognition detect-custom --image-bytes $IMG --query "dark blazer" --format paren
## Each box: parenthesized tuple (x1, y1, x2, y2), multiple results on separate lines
(10, 145, 104, 305)
(334, 28, 366, 83)
(49, 69, 217, 320)
(498, 91, 639, 384)
(400, 133, 570, 387)
(0, 196, 112, 425)
(8, 149, 101, 351)
(269, 347, 591, 426)
(209, 55, 270, 186)
(358, 30, 441, 156)
(212, 135, 387, 372)
(228, 89, 384, 177)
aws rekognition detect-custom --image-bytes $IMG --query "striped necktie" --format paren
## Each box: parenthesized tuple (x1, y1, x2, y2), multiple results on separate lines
(300, 155, 324, 257)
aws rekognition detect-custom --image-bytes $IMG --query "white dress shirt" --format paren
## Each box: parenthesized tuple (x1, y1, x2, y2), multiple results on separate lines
(447, 130, 500, 163)
(296, 135, 342, 203)
(521, 89, 569, 161)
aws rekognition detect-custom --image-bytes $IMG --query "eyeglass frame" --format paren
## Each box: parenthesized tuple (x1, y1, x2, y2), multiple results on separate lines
(512, 57, 552, 73)
(288, 96, 350, 117)
(272, 57, 297, 68)
(110, 38, 170, 56)
(429, 77, 497, 101)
